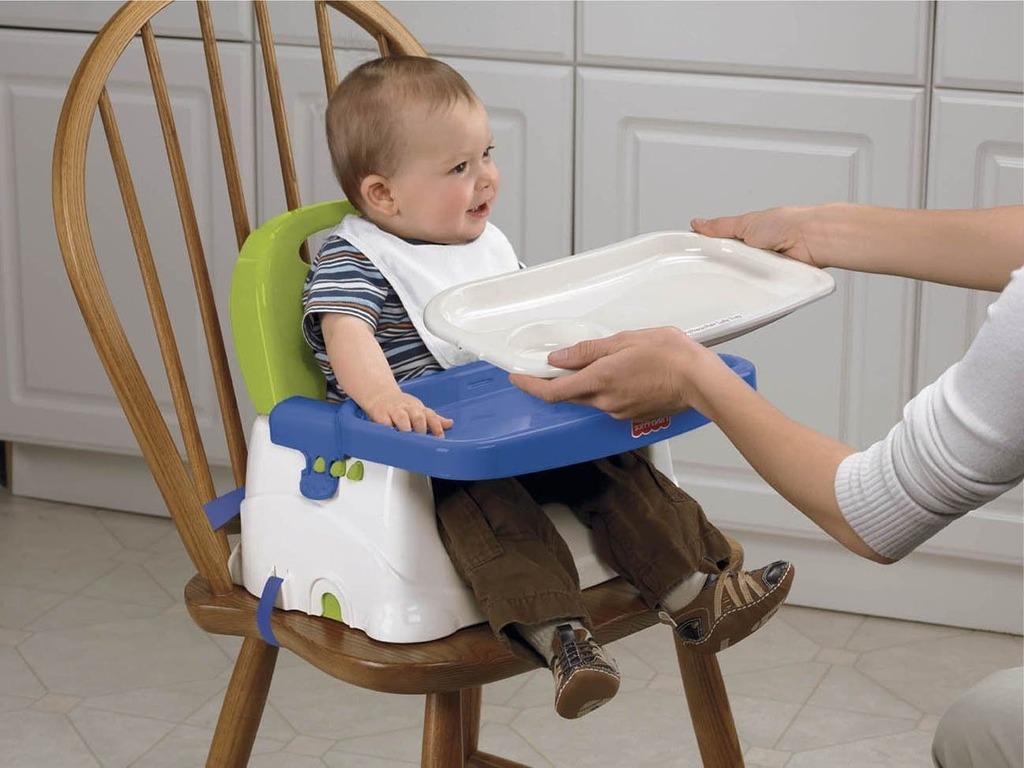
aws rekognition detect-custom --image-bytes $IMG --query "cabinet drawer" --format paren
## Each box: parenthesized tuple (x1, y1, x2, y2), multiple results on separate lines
(265, 0, 573, 62)
(0, 0, 251, 41)
(579, 0, 929, 85)
(934, 0, 1024, 92)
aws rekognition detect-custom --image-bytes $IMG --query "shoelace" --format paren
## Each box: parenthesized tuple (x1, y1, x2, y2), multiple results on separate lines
(713, 570, 766, 620)
(554, 625, 604, 675)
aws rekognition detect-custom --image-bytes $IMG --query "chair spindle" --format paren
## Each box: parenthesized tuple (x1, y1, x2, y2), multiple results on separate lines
(141, 23, 247, 490)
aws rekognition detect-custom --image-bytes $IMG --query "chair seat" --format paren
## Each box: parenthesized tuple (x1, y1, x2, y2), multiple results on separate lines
(188, 575, 656, 693)
(186, 537, 743, 695)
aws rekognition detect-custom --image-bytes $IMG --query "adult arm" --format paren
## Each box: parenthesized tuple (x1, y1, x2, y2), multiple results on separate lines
(836, 268, 1024, 559)
(692, 204, 1024, 292)
(511, 329, 887, 562)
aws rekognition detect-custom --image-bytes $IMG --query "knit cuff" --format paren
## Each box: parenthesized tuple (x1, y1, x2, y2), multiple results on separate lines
(834, 441, 963, 561)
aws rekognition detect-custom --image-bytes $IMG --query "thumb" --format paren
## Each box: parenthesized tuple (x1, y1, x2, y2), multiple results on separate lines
(547, 336, 615, 370)
(691, 215, 742, 239)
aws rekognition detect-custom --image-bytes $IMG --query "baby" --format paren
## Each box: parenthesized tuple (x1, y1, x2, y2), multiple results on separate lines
(303, 56, 794, 720)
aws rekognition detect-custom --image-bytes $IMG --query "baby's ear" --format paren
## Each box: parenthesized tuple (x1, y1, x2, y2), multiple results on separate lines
(360, 175, 397, 218)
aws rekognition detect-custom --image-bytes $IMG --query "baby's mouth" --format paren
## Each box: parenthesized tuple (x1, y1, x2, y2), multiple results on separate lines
(469, 201, 489, 215)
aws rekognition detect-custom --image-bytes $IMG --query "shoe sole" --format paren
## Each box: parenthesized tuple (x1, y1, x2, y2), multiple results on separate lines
(554, 668, 621, 719)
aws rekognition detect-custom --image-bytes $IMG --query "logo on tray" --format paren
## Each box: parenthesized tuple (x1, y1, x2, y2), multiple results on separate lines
(631, 416, 671, 439)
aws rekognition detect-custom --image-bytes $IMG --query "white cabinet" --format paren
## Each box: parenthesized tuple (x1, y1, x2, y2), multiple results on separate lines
(579, 0, 931, 84)
(0, 29, 255, 466)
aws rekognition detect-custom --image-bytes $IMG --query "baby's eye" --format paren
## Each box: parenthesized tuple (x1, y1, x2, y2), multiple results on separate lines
(450, 161, 468, 175)
(483, 145, 495, 158)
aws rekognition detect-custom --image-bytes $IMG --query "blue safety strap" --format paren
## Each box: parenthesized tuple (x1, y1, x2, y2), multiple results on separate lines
(203, 486, 245, 531)
(257, 575, 283, 646)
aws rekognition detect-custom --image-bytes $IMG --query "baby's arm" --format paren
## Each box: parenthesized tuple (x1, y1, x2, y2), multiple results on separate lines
(321, 313, 453, 437)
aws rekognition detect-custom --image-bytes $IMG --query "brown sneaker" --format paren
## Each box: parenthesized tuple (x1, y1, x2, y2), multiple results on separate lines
(549, 624, 620, 719)
(661, 561, 795, 654)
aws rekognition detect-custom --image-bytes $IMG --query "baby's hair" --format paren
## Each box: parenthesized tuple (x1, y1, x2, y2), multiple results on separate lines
(326, 56, 479, 211)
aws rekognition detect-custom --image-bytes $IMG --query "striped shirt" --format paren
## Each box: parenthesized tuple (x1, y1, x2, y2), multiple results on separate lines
(302, 235, 441, 402)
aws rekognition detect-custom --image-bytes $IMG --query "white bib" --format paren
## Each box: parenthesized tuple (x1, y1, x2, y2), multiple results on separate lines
(334, 214, 519, 368)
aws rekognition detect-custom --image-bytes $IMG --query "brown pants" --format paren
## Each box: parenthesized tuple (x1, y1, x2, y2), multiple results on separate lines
(432, 451, 732, 655)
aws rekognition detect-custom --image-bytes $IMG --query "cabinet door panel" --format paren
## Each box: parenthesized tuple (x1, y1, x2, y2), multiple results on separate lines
(265, 0, 573, 62)
(579, 1, 930, 85)
(258, 52, 572, 266)
(577, 67, 924, 523)
(0, 30, 255, 462)
(919, 89, 1023, 531)
(0, 1, 251, 41)
(934, 0, 1024, 92)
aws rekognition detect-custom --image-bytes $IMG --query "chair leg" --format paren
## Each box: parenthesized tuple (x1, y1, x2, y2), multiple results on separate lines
(462, 687, 481, 756)
(207, 636, 279, 768)
(422, 690, 465, 767)
(673, 634, 744, 768)
(456, 686, 532, 768)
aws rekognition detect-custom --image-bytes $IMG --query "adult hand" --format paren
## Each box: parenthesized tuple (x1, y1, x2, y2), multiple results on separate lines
(510, 327, 719, 421)
(691, 206, 824, 269)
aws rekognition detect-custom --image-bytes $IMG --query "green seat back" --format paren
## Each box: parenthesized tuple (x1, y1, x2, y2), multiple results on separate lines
(230, 200, 358, 415)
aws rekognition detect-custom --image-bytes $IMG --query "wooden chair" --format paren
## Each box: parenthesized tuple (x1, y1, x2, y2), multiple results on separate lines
(52, 1, 746, 765)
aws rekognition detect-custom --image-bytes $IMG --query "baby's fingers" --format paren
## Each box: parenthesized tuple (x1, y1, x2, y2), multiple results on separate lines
(426, 410, 454, 438)
(389, 409, 413, 432)
(407, 408, 430, 435)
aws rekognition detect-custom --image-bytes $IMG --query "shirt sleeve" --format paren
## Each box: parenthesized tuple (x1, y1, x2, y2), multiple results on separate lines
(835, 267, 1024, 560)
(301, 237, 389, 353)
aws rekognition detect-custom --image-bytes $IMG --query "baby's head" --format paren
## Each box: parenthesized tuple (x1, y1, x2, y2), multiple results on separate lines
(326, 56, 499, 245)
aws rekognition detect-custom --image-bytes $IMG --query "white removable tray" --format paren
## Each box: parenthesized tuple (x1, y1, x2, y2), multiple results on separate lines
(424, 231, 836, 377)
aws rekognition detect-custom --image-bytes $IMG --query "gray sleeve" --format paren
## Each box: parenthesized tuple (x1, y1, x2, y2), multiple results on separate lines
(835, 268, 1024, 560)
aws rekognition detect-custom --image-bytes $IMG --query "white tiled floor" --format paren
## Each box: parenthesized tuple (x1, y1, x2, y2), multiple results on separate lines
(1, 486, 1021, 767)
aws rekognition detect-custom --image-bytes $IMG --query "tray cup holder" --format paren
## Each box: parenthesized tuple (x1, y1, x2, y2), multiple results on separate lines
(507, 320, 613, 362)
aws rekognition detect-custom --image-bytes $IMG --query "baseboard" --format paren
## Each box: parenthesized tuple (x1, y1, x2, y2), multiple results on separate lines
(10, 442, 238, 518)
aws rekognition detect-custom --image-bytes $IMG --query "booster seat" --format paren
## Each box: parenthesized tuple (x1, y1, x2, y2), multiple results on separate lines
(228, 200, 756, 643)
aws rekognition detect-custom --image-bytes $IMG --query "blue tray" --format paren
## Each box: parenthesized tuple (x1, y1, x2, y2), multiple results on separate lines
(269, 354, 755, 499)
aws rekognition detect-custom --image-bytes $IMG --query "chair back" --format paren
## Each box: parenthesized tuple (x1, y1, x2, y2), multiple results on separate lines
(52, 0, 426, 596)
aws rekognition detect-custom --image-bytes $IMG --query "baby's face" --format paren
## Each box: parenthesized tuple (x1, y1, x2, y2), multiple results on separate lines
(385, 99, 499, 245)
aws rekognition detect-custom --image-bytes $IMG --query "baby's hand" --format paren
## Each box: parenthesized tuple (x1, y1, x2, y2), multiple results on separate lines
(364, 392, 454, 438)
